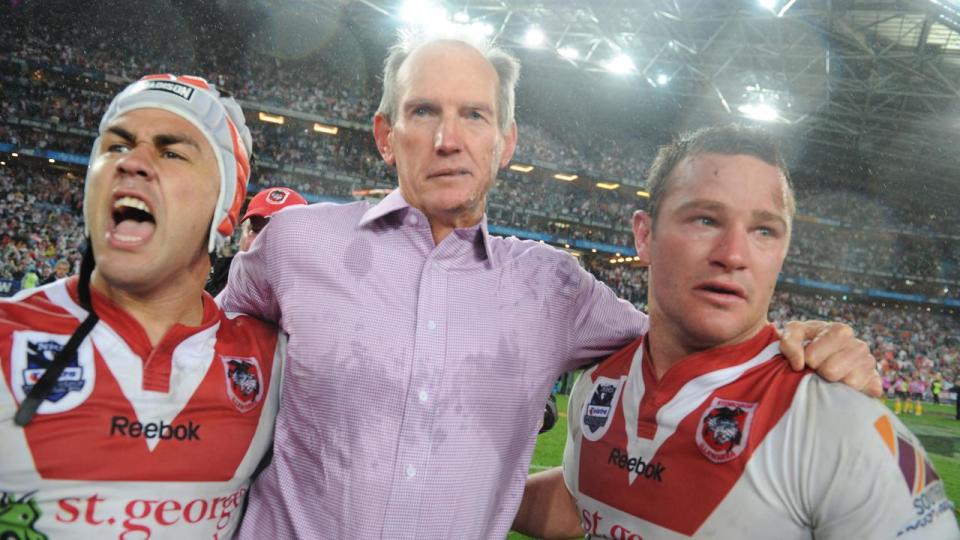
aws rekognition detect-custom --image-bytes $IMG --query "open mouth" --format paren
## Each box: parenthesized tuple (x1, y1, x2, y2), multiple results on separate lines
(109, 195, 156, 245)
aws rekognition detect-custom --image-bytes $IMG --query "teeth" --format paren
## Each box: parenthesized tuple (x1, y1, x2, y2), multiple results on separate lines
(113, 196, 151, 215)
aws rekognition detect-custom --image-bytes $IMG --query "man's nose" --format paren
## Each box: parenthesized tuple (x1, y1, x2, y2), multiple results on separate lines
(709, 226, 749, 271)
(434, 116, 463, 155)
(115, 144, 156, 180)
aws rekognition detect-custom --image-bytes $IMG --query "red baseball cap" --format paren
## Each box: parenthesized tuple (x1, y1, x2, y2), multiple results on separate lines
(241, 187, 307, 222)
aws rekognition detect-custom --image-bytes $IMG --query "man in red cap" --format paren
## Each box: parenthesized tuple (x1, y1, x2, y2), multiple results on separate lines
(207, 186, 307, 296)
(0, 74, 284, 539)
(238, 187, 308, 253)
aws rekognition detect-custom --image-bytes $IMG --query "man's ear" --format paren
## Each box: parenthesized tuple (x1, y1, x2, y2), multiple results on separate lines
(632, 210, 653, 267)
(498, 121, 518, 168)
(373, 113, 396, 167)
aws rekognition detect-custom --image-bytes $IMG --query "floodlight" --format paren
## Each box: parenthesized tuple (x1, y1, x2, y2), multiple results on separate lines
(400, 0, 449, 30)
(738, 102, 779, 122)
(259, 112, 285, 124)
(509, 163, 534, 173)
(524, 27, 545, 47)
(606, 54, 635, 74)
(471, 21, 494, 37)
(313, 123, 339, 135)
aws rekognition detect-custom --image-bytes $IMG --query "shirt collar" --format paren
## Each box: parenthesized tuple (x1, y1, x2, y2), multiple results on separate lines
(357, 188, 411, 228)
(357, 188, 496, 267)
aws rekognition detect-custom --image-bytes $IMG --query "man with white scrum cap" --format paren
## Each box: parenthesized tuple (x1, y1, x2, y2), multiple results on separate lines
(0, 74, 283, 539)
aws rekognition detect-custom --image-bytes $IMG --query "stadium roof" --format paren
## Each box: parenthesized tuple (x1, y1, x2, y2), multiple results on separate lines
(339, 0, 960, 208)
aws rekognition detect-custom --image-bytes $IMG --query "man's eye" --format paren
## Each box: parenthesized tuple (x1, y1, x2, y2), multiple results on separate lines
(697, 217, 716, 226)
(106, 143, 130, 153)
(757, 226, 780, 238)
(162, 150, 184, 160)
(467, 110, 484, 120)
(412, 106, 431, 116)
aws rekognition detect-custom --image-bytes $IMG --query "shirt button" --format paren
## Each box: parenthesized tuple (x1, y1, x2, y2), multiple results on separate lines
(419, 390, 429, 402)
(406, 214, 419, 226)
(406, 465, 417, 478)
(427, 320, 437, 331)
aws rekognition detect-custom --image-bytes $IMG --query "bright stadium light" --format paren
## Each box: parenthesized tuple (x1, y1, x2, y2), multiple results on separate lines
(656, 73, 670, 86)
(758, 0, 777, 10)
(738, 102, 779, 122)
(524, 26, 545, 47)
(259, 112, 285, 125)
(606, 54, 635, 74)
(472, 21, 494, 37)
(557, 46, 579, 60)
(313, 123, 339, 135)
(400, 0, 451, 33)
(509, 163, 534, 173)
(452, 11, 470, 23)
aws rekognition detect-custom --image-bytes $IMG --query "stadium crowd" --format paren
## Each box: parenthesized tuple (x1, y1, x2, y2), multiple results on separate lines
(1, 5, 958, 389)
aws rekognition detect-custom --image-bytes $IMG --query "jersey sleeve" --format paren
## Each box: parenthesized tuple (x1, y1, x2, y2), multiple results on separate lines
(797, 377, 959, 539)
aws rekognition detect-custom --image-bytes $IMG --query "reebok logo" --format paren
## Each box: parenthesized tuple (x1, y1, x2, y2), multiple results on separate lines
(608, 447, 666, 481)
(110, 416, 201, 441)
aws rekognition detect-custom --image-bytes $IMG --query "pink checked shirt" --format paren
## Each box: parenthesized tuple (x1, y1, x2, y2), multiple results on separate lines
(223, 190, 647, 538)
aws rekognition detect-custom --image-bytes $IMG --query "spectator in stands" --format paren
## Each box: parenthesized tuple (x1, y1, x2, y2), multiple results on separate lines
(40, 258, 70, 285)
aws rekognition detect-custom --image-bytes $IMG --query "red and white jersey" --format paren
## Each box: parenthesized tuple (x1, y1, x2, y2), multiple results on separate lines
(0, 278, 283, 539)
(563, 325, 958, 539)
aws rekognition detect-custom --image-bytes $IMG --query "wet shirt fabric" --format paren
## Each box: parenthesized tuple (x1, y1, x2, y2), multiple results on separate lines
(0, 277, 284, 539)
(563, 325, 959, 539)
(221, 189, 646, 539)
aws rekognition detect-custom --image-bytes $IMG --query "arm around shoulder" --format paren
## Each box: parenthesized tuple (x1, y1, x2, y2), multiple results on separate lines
(219, 217, 282, 322)
(565, 254, 647, 366)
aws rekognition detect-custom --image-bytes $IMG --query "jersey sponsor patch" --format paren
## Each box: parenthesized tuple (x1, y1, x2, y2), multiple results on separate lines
(220, 356, 263, 413)
(874, 415, 958, 535)
(695, 397, 757, 463)
(873, 415, 942, 495)
(581, 376, 624, 441)
(11, 330, 95, 414)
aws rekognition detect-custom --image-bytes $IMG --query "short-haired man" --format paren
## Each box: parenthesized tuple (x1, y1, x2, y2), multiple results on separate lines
(512, 125, 958, 539)
(224, 32, 881, 538)
(0, 74, 283, 539)
(40, 258, 71, 286)
(206, 185, 306, 296)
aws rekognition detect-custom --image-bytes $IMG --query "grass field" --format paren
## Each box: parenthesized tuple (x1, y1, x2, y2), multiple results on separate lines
(508, 396, 960, 539)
